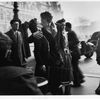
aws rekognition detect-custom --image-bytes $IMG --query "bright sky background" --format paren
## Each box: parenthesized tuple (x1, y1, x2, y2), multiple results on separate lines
(60, 1, 100, 40)
(60, 1, 100, 23)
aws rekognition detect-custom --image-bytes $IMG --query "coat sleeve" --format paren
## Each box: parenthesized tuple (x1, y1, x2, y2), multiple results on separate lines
(27, 34, 35, 43)
(68, 31, 79, 49)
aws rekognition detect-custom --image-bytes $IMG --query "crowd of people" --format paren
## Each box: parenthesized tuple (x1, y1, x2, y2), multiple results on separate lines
(0, 11, 87, 95)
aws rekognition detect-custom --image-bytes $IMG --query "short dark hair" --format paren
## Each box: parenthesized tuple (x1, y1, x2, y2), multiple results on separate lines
(40, 11, 53, 23)
(10, 19, 21, 25)
(29, 19, 38, 33)
(65, 22, 72, 28)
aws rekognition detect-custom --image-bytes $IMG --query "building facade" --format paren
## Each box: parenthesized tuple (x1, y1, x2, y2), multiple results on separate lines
(0, 2, 63, 33)
(0, 2, 63, 56)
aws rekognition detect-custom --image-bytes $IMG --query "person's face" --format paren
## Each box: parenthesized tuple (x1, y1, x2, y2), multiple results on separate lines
(65, 26, 70, 32)
(41, 18, 49, 27)
(11, 22, 19, 31)
(61, 25, 64, 31)
(56, 23, 65, 31)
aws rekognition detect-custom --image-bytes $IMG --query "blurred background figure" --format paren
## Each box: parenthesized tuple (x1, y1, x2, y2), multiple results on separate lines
(0, 32, 42, 95)
(95, 36, 100, 94)
(65, 22, 85, 87)
(0, 32, 12, 66)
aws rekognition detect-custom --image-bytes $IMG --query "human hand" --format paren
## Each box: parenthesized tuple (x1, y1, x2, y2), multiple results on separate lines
(41, 65, 46, 72)
(32, 31, 43, 39)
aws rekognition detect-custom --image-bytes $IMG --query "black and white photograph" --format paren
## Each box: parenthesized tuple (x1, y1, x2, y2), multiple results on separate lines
(0, 0, 100, 98)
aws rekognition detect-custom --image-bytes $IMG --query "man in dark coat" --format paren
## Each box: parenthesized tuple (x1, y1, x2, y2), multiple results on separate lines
(27, 19, 50, 78)
(65, 22, 85, 87)
(0, 32, 42, 95)
(40, 11, 63, 94)
(5, 19, 26, 67)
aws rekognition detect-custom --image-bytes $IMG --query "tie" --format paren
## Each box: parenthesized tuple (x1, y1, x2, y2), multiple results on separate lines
(14, 31, 18, 43)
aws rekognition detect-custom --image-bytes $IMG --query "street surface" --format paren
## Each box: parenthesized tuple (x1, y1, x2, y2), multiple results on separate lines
(26, 52, 100, 95)
(72, 52, 100, 95)
(79, 52, 100, 77)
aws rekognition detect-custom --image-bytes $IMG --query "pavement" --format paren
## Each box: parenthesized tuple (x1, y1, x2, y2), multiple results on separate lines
(26, 53, 100, 95)
(71, 53, 100, 95)
(71, 76, 100, 95)
(79, 53, 100, 76)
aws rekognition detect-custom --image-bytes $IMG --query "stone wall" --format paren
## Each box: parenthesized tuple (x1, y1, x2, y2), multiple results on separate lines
(0, 2, 63, 33)
(0, 2, 63, 56)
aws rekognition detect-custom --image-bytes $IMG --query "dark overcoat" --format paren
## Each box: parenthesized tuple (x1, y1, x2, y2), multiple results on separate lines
(27, 32, 49, 77)
(67, 30, 80, 60)
(5, 29, 26, 67)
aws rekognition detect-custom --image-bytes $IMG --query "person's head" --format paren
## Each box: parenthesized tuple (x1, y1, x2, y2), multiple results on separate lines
(10, 19, 21, 31)
(29, 18, 38, 33)
(40, 11, 53, 27)
(56, 18, 65, 31)
(65, 22, 72, 32)
(0, 32, 12, 62)
(22, 21, 29, 29)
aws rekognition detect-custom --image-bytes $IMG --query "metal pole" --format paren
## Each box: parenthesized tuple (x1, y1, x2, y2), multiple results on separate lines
(12, 2, 21, 25)
(13, 2, 19, 20)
